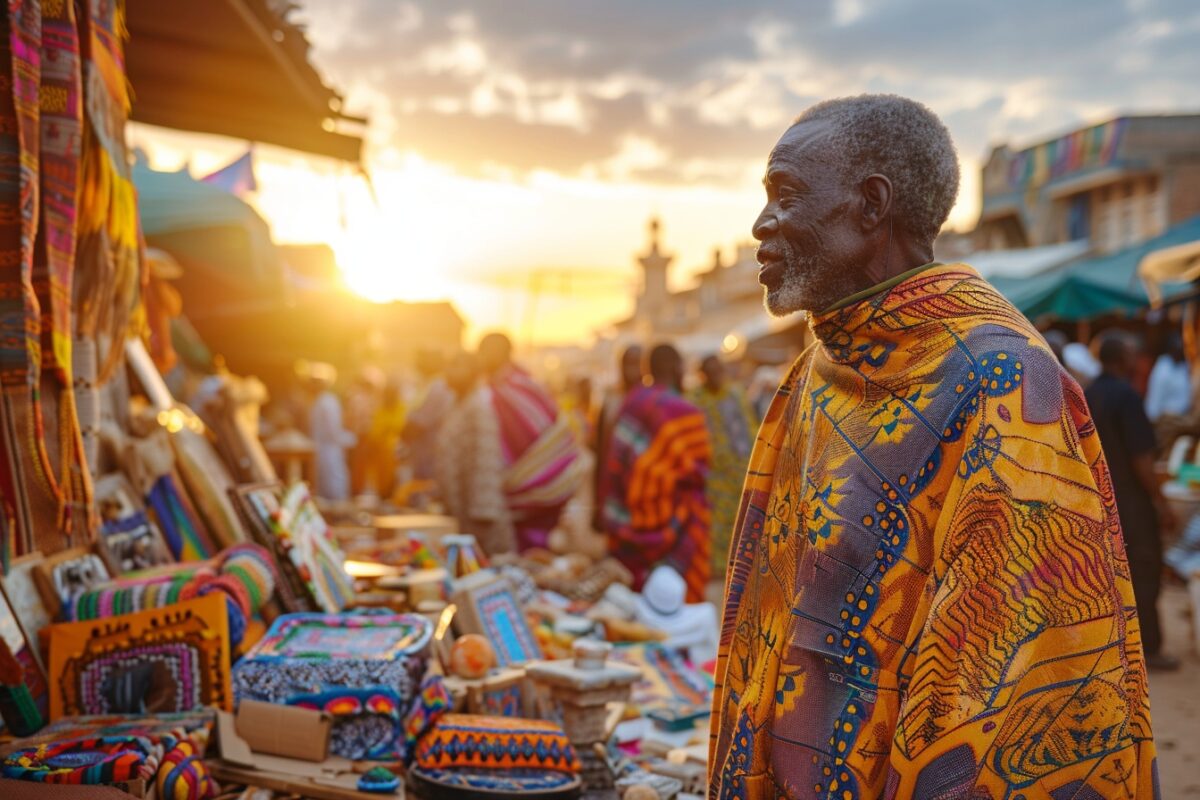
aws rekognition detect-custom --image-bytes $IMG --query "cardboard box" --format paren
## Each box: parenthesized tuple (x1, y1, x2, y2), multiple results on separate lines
(214, 710, 399, 800)
(235, 700, 331, 762)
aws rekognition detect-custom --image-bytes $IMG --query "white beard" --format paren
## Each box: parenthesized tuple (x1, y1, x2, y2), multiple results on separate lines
(764, 253, 824, 317)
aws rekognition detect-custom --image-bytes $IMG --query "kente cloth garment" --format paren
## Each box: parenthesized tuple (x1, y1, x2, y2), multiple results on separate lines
(709, 263, 1156, 800)
(436, 386, 515, 556)
(688, 384, 758, 576)
(601, 384, 712, 603)
(488, 364, 585, 549)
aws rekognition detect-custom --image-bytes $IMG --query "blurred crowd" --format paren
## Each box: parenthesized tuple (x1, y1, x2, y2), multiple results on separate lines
(255, 334, 775, 608)
(1044, 324, 1200, 671)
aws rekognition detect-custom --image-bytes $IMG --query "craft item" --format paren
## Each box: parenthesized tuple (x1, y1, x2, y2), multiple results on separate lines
(408, 766, 582, 799)
(611, 644, 712, 730)
(148, 473, 216, 562)
(232, 613, 432, 714)
(401, 675, 452, 762)
(623, 786, 659, 800)
(429, 602, 456, 673)
(442, 534, 487, 589)
(94, 475, 174, 575)
(450, 634, 495, 679)
(63, 543, 277, 649)
(451, 570, 542, 666)
(613, 761, 684, 800)
(16, 710, 217, 753)
(1, 735, 155, 785)
(0, 575, 48, 726)
(235, 700, 331, 762)
(48, 593, 232, 720)
(415, 714, 580, 773)
(527, 640, 640, 791)
(0, 554, 52, 661)
(287, 687, 402, 760)
(0, 639, 43, 736)
(1, 728, 216, 799)
(229, 482, 309, 612)
(275, 483, 354, 612)
(634, 566, 719, 663)
(465, 668, 525, 718)
(377, 568, 449, 607)
(33, 548, 112, 620)
(359, 766, 401, 794)
(496, 564, 539, 607)
(232, 483, 353, 613)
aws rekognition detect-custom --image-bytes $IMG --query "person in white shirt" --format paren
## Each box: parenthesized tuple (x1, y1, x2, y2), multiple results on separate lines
(1145, 334, 1192, 421)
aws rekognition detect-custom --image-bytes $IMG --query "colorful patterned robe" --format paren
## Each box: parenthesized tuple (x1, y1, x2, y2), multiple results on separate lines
(601, 384, 712, 602)
(488, 364, 585, 550)
(709, 264, 1156, 799)
(689, 384, 759, 577)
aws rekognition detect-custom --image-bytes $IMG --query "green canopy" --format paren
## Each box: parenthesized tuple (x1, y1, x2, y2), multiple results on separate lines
(990, 216, 1200, 321)
(133, 163, 284, 322)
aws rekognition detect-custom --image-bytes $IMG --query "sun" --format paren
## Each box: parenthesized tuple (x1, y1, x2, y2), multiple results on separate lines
(333, 228, 453, 303)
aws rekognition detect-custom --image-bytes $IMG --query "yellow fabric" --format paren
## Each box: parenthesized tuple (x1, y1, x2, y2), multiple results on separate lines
(709, 263, 1155, 799)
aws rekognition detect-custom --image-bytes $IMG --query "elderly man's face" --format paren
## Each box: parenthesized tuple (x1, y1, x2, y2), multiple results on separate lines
(753, 120, 866, 316)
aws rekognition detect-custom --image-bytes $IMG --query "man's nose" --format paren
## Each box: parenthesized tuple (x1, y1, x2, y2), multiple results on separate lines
(752, 207, 778, 241)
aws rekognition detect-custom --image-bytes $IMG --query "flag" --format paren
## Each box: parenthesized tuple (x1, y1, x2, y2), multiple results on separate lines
(201, 149, 257, 196)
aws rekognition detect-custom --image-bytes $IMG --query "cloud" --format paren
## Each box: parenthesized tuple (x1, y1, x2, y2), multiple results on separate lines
(297, 0, 1200, 217)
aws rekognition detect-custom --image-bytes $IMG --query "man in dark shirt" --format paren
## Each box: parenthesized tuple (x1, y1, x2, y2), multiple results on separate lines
(1085, 331, 1180, 670)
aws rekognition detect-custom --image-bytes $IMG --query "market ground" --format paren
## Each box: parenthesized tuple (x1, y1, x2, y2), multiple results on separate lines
(1149, 583, 1199, 796)
(704, 583, 1200, 794)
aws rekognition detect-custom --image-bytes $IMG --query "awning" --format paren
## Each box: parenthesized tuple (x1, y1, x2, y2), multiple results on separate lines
(990, 216, 1200, 321)
(126, 0, 364, 162)
(965, 240, 1091, 281)
(133, 162, 285, 317)
(1140, 240, 1200, 305)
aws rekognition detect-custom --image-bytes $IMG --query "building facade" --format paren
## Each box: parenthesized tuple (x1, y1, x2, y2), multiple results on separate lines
(611, 219, 805, 364)
(976, 114, 1200, 254)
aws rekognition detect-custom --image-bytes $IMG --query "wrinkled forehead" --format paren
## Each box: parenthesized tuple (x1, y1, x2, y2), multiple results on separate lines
(767, 119, 838, 177)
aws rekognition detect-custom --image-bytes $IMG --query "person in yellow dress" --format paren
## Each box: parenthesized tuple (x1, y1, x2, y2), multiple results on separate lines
(688, 355, 758, 578)
(709, 94, 1156, 799)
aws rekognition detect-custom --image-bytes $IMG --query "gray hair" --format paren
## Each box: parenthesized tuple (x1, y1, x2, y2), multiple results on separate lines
(795, 94, 959, 247)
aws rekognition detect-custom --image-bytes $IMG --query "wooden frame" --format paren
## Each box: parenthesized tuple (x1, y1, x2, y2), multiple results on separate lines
(450, 570, 542, 667)
(32, 547, 111, 620)
(0, 553, 51, 666)
(229, 481, 311, 613)
(94, 474, 173, 575)
(0, 576, 49, 724)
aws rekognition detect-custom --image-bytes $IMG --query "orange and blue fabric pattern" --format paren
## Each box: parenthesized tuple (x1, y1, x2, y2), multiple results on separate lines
(709, 264, 1156, 799)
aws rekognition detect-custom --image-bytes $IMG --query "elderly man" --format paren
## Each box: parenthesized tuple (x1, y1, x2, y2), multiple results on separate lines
(709, 96, 1156, 798)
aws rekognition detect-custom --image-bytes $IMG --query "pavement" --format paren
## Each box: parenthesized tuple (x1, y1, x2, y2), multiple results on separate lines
(1150, 582, 1200, 796)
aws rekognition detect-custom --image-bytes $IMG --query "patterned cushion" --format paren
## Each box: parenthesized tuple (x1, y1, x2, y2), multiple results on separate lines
(414, 714, 579, 773)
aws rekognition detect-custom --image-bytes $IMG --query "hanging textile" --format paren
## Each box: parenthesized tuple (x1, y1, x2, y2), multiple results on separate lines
(74, 0, 141, 382)
(0, 0, 47, 561)
(38, 0, 92, 545)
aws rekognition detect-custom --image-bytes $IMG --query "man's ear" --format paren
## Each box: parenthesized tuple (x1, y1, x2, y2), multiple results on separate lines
(860, 174, 893, 233)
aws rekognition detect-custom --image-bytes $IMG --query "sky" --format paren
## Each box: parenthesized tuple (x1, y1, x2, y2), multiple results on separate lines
(132, 0, 1200, 345)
